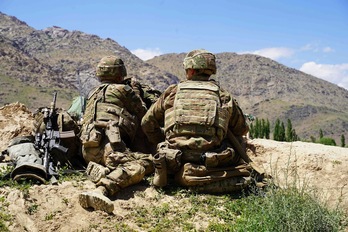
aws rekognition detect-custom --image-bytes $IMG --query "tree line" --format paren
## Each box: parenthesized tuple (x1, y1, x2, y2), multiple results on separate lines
(247, 116, 346, 147)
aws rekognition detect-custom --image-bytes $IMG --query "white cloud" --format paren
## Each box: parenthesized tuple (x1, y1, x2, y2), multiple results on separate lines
(322, 46, 334, 53)
(300, 62, 348, 90)
(239, 47, 294, 60)
(131, 48, 162, 61)
(300, 43, 319, 52)
(300, 43, 334, 53)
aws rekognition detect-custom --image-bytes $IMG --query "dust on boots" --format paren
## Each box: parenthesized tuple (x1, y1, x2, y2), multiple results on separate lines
(152, 153, 167, 187)
(78, 186, 114, 213)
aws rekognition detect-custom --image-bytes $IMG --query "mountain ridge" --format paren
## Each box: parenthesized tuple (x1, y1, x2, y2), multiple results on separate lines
(1, 11, 347, 142)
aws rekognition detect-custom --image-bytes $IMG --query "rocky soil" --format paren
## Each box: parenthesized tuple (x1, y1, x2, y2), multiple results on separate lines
(0, 103, 347, 231)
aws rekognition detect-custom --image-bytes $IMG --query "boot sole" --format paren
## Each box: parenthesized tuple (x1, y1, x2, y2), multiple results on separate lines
(79, 192, 114, 213)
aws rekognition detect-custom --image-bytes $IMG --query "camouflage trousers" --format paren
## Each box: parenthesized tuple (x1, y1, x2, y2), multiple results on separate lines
(156, 141, 252, 193)
(83, 140, 153, 196)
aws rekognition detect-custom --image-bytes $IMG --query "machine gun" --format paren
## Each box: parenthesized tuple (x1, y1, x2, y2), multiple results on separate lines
(35, 92, 69, 183)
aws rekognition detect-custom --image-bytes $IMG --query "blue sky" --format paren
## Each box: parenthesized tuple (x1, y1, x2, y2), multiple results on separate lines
(1, 0, 348, 89)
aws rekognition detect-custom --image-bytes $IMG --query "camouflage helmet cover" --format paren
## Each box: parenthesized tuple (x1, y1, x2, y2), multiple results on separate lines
(96, 55, 127, 81)
(183, 49, 216, 74)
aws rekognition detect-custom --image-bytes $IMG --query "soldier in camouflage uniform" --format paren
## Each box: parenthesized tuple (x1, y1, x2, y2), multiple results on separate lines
(141, 49, 253, 193)
(78, 56, 153, 213)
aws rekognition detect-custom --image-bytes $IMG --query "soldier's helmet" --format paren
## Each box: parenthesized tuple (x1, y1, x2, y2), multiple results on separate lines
(96, 55, 127, 82)
(183, 49, 216, 75)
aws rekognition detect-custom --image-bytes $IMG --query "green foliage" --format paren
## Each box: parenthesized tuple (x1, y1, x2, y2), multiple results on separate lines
(207, 186, 346, 232)
(341, 134, 346, 147)
(0, 196, 11, 232)
(265, 119, 270, 139)
(27, 204, 39, 215)
(274, 119, 281, 141)
(286, 118, 293, 142)
(273, 119, 286, 141)
(319, 128, 324, 139)
(319, 137, 337, 146)
(279, 121, 286, 141)
(249, 117, 270, 139)
(0, 73, 78, 111)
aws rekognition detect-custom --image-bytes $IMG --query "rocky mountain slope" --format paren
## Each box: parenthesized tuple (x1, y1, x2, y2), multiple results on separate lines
(0, 12, 178, 108)
(1, 12, 347, 142)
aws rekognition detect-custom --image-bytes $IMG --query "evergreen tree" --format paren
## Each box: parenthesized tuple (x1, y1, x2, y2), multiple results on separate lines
(279, 121, 286, 141)
(319, 129, 324, 139)
(341, 134, 346, 147)
(254, 118, 260, 138)
(265, 119, 270, 139)
(273, 119, 280, 141)
(292, 129, 299, 141)
(286, 119, 293, 142)
(261, 118, 266, 138)
(249, 123, 254, 139)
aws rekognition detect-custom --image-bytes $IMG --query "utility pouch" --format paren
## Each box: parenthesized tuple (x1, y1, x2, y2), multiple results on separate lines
(105, 122, 123, 150)
(165, 149, 182, 174)
(202, 148, 239, 168)
(81, 123, 103, 148)
(157, 142, 182, 174)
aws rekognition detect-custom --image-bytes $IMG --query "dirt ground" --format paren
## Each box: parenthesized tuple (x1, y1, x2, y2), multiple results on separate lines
(0, 103, 347, 231)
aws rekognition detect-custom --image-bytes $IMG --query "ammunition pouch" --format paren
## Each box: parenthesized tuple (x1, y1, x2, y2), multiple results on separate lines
(104, 122, 125, 151)
(175, 162, 251, 187)
(201, 147, 240, 168)
(96, 103, 138, 141)
(157, 142, 182, 174)
(80, 122, 103, 148)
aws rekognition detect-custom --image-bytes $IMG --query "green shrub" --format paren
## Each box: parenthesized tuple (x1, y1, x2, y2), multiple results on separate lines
(319, 137, 337, 146)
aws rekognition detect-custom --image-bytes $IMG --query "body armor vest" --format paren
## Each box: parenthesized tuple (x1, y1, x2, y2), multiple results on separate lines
(164, 81, 229, 142)
(81, 84, 137, 147)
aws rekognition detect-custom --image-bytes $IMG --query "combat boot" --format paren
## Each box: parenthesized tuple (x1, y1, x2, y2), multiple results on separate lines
(86, 161, 110, 183)
(78, 186, 114, 213)
(152, 153, 167, 187)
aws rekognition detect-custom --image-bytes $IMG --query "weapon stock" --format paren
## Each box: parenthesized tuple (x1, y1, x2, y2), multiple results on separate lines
(227, 130, 265, 175)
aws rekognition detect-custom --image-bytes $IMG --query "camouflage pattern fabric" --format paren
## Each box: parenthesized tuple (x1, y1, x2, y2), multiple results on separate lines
(164, 80, 229, 148)
(174, 162, 251, 186)
(141, 78, 248, 149)
(141, 77, 250, 192)
(89, 150, 153, 196)
(183, 49, 216, 74)
(80, 81, 152, 196)
(80, 83, 147, 159)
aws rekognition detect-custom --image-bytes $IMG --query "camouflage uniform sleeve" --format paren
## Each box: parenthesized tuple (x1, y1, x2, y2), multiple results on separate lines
(122, 84, 147, 119)
(141, 84, 177, 144)
(220, 89, 249, 136)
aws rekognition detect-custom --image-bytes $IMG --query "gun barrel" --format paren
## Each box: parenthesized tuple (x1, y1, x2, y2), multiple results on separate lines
(50, 92, 57, 117)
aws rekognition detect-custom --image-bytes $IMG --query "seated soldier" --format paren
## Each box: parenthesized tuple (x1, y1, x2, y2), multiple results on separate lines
(141, 49, 254, 193)
(78, 55, 153, 213)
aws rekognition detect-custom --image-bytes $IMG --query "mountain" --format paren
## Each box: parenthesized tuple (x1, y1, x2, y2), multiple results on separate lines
(0, 12, 178, 109)
(1, 12, 347, 142)
(147, 53, 348, 142)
